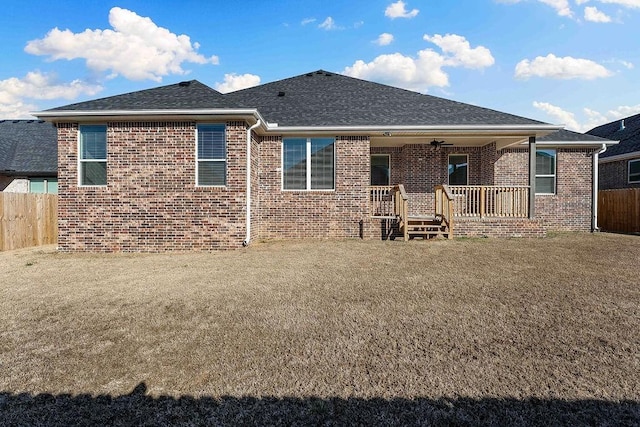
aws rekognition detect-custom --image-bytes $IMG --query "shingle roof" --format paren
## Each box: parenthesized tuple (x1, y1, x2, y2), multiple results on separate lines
(587, 113, 640, 158)
(224, 70, 547, 127)
(0, 120, 57, 175)
(538, 128, 611, 143)
(46, 80, 229, 111)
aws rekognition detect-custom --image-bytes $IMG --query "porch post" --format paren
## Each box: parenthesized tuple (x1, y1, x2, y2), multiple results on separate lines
(528, 136, 536, 219)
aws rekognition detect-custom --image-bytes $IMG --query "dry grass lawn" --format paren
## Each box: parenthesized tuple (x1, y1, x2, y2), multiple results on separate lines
(0, 233, 638, 425)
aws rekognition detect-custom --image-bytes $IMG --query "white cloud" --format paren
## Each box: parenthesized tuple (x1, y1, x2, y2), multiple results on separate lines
(515, 54, 612, 79)
(318, 17, 338, 30)
(385, 1, 420, 19)
(620, 60, 634, 69)
(0, 71, 103, 118)
(497, 0, 574, 17)
(301, 18, 316, 25)
(424, 34, 495, 69)
(596, 0, 640, 8)
(533, 101, 581, 130)
(214, 73, 261, 93)
(375, 33, 394, 46)
(24, 7, 218, 82)
(584, 6, 612, 21)
(533, 101, 640, 132)
(343, 34, 494, 92)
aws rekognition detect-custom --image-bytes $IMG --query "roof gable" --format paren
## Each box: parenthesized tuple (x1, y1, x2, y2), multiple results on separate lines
(46, 80, 228, 111)
(0, 120, 57, 175)
(224, 70, 546, 127)
(587, 113, 640, 158)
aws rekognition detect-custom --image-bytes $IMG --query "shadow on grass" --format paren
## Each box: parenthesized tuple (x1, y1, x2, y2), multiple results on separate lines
(0, 383, 638, 426)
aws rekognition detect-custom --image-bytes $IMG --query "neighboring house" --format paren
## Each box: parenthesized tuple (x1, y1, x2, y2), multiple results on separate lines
(587, 114, 640, 189)
(35, 70, 616, 252)
(0, 120, 58, 193)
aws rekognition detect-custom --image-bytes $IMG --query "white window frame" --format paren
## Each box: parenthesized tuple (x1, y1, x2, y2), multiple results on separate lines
(448, 154, 469, 186)
(196, 124, 227, 187)
(628, 159, 640, 184)
(371, 154, 391, 186)
(29, 178, 57, 194)
(535, 149, 557, 195)
(78, 124, 107, 187)
(281, 137, 336, 191)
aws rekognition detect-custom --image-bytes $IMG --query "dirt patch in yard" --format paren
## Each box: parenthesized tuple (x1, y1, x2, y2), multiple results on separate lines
(0, 233, 638, 424)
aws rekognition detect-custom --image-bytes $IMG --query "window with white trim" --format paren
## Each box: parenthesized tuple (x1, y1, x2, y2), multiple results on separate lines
(283, 137, 335, 190)
(629, 159, 640, 183)
(536, 149, 556, 194)
(79, 125, 107, 186)
(448, 154, 468, 185)
(197, 124, 226, 186)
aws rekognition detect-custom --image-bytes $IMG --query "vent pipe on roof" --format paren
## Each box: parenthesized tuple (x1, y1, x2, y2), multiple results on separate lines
(178, 81, 191, 87)
(619, 119, 625, 131)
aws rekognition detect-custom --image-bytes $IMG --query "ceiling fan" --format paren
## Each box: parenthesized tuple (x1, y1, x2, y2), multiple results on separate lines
(430, 139, 453, 147)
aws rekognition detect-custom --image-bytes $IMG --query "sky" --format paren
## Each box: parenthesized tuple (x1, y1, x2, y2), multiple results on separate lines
(0, 0, 639, 132)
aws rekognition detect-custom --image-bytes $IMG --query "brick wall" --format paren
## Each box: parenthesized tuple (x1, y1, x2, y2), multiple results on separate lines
(57, 121, 250, 252)
(599, 157, 640, 189)
(496, 148, 595, 231)
(257, 135, 370, 239)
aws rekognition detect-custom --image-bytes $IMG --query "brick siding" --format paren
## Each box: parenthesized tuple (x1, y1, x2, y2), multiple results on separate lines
(56, 122, 597, 251)
(257, 136, 370, 239)
(57, 121, 250, 252)
(599, 157, 640, 189)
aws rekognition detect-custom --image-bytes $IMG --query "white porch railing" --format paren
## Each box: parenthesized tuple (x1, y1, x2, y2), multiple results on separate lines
(448, 185, 529, 218)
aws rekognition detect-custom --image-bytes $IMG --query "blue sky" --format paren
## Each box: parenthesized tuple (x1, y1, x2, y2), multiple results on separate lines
(1, 0, 639, 131)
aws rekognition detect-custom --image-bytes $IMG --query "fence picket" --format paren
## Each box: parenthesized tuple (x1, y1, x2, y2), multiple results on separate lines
(0, 193, 58, 251)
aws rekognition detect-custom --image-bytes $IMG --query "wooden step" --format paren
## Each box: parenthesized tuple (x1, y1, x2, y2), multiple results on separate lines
(405, 216, 450, 239)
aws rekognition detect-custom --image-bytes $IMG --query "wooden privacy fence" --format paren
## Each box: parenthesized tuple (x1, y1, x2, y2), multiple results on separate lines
(0, 193, 58, 251)
(598, 189, 640, 234)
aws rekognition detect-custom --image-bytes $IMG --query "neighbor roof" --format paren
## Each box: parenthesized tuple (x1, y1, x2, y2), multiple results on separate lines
(587, 113, 640, 158)
(45, 80, 229, 111)
(0, 120, 57, 175)
(224, 70, 547, 127)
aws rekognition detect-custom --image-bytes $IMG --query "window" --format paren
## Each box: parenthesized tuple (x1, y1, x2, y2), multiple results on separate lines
(283, 137, 335, 190)
(371, 155, 390, 186)
(536, 149, 556, 194)
(30, 178, 58, 194)
(79, 125, 107, 186)
(448, 154, 468, 185)
(629, 159, 640, 184)
(197, 124, 226, 186)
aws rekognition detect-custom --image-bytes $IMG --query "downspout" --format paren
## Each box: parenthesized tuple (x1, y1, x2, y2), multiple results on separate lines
(592, 143, 607, 232)
(243, 120, 262, 247)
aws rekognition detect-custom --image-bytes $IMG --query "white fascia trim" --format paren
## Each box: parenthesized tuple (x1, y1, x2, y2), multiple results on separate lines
(599, 150, 640, 164)
(34, 109, 269, 127)
(534, 140, 618, 147)
(264, 124, 564, 135)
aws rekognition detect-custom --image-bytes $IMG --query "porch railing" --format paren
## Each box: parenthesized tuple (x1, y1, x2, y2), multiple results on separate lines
(370, 184, 409, 223)
(435, 185, 454, 238)
(448, 185, 529, 218)
(370, 185, 395, 218)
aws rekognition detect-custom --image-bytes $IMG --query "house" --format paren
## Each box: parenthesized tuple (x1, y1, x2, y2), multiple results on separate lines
(0, 120, 58, 193)
(587, 114, 640, 190)
(35, 70, 616, 252)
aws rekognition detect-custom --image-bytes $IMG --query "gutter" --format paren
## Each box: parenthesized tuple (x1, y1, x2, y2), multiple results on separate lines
(243, 120, 262, 247)
(592, 143, 608, 232)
